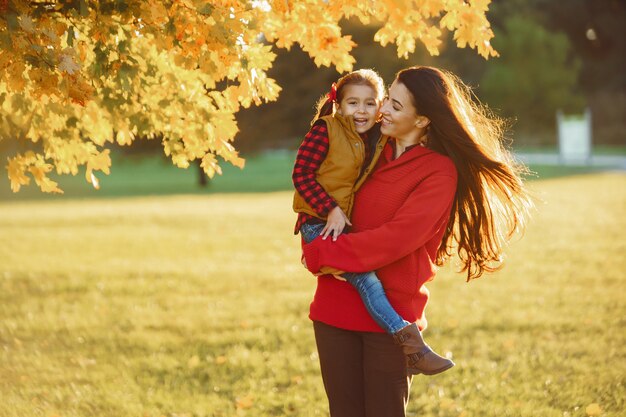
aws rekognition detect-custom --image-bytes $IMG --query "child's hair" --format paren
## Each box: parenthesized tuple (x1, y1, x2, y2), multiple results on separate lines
(311, 69, 385, 125)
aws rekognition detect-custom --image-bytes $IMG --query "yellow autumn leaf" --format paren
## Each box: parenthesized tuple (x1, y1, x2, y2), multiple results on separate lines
(235, 394, 254, 410)
(28, 68, 59, 98)
(422, 26, 444, 56)
(472, 0, 491, 12)
(210, 113, 239, 143)
(200, 152, 222, 178)
(6, 155, 32, 192)
(116, 128, 134, 146)
(187, 355, 200, 369)
(28, 159, 63, 194)
(143, 0, 168, 26)
(85, 149, 111, 187)
(585, 403, 602, 416)
(172, 153, 191, 168)
(273, 0, 291, 14)
(82, 104, 113, 146)
(216, 138, 245, 168)
(421, 0, 445, 17)
(7, 61, 26, 92)
(65, 74, 93, 106)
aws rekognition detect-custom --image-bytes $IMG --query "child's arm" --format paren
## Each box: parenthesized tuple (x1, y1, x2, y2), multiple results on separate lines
(292, 120, 341, 219)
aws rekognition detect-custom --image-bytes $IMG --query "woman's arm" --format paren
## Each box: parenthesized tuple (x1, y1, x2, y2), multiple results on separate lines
(303, 173, 457, 274)
(292, 120, 337, 217)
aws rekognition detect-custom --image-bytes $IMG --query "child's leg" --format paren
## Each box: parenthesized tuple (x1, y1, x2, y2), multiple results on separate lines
(342, 271, 408, 334)
(300, 222, 326, 244)
(343, 271, 455, 376)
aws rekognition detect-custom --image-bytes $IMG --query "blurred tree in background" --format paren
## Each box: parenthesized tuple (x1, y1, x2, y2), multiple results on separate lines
(0, 0, 498, 193)
(538, 0, 625, 145)
(480, 15, 584, 144)
(236, 0, 624, 152)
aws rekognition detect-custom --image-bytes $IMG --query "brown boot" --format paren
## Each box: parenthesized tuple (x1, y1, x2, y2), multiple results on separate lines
(393, 323, 455, 375)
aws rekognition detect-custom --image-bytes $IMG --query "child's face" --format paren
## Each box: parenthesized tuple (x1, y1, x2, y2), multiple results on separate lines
(336, 84, 380, 134)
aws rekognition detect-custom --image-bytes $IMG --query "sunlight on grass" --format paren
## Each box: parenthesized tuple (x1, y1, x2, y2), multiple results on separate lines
(1, 173, 624, 416)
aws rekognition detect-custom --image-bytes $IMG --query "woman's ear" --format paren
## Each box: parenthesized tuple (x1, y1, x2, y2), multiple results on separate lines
(415, 116, 430, 128)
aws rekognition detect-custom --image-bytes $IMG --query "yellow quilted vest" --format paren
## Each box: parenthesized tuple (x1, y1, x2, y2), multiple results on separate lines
(293, 113, 387, 220)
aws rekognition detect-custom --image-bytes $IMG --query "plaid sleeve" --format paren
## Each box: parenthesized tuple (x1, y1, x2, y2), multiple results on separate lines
(292, 120, 338, 216)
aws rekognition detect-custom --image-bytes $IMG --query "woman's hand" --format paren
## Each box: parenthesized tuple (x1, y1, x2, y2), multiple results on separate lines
(321, 206, 352, 241)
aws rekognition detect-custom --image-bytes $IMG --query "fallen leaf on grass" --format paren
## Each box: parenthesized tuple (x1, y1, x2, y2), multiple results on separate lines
(502, 338, 516, 350)
(586, 403, 602, 416)
(236, 394, 254, 410)
(187, 355, 200, 368)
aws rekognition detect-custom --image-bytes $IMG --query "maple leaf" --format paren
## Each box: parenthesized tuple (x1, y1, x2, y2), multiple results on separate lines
(116, 128, 134, 146)
(6, 61, 26, 92)
(58, 54, 80, 74)
(200, 152, 222, 178)
(6, 156, 31, 192)
(66, 74, 93, 106)
(28, 156, 62, 193)
(85, 149, 111, 189)
(18, 15, 36, 33)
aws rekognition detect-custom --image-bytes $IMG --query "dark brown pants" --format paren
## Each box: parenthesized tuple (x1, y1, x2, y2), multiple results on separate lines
(313, 321, 412, 417)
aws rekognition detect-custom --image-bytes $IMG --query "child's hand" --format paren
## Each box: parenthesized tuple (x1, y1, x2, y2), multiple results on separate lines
(321, 206, 352, 241)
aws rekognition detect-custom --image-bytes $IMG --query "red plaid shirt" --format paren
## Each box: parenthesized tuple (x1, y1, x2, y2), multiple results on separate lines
(292, 120, 371, 234)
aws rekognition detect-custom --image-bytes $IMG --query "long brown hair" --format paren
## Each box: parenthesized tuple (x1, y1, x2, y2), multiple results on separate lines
(396, 66, 533, 281)
(311, 69, 385, 125)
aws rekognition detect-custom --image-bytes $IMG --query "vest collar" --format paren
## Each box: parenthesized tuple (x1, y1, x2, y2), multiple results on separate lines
(332, 113, 360, 138)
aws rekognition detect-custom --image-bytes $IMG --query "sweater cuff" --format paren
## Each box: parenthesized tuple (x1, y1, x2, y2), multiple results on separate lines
(302, 240, 322, 274)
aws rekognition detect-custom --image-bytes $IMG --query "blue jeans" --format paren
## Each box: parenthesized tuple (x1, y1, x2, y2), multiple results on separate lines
(301, 222, 408, 334)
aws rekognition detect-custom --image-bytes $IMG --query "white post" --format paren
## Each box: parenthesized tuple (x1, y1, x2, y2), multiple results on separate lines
(557, 108, 592, 165)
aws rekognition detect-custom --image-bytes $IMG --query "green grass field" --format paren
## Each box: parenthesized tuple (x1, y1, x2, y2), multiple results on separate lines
(0, 148, 621, 201)
(1, 171, 625, 417)
(0, 151, 296, 201)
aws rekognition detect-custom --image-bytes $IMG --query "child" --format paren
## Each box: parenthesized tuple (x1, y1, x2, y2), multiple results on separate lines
(292, 69, 454, 375)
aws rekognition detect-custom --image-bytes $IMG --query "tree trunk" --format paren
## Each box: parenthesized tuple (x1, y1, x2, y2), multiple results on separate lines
(197, 160, 209, 188)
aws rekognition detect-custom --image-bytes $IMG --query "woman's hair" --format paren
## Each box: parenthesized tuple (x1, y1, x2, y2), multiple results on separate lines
(311, 68, 385, 125)
(396, 66, 533, 281)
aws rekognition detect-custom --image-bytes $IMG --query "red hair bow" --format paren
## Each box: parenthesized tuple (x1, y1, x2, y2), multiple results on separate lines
(327, 82, 337, 103)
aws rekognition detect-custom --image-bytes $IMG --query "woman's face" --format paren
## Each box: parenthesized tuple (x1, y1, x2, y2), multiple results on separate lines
(379, 80, 421, 140)
(336, 84, 380, 134)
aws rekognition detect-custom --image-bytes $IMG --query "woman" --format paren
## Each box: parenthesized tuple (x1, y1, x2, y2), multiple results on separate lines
(302, 66, 533, 416)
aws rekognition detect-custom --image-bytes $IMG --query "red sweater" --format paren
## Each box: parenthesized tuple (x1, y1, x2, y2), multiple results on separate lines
(302, 141, 457, 332)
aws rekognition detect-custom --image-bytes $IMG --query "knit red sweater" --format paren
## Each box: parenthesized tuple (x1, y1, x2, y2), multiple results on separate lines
(302, 142, 457, 332)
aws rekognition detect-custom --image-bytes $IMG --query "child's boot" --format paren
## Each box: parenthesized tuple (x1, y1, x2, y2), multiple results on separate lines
(393, 323, 455, 375)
